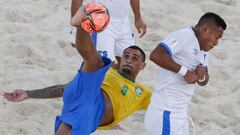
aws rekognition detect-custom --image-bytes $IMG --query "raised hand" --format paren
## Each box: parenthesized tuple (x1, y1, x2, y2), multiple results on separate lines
(3, 89, 28, 102)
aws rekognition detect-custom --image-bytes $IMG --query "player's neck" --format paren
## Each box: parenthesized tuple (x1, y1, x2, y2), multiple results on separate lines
(117, 70, 136, 83)
(192, 26, 202, 49)
(192, 26, 200, 38)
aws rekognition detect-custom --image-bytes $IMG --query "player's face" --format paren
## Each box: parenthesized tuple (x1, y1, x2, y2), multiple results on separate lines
(120, 48, 145, 77)
(199, 25, 224, 51)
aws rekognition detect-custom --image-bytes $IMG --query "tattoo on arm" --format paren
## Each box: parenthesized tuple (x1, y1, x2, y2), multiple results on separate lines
(26, 84, 67, 98)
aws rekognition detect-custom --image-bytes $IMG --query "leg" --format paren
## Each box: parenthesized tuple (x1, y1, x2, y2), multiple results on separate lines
(170, 112, 189, 135)
(114, 24, 135, 58)
(114, 34, 135, 69)
(55, 122, 72, 135)
(54, 56, 111, 135)
(144, 106, 164, 135)
(95, 29, 116, 61)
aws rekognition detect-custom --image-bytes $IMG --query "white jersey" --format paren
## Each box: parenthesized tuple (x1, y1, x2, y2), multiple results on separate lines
(150, 27, 208, 112)
(85, 0, 131, 23)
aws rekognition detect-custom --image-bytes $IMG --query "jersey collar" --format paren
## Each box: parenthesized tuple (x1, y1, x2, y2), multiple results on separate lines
(117, 70, 135, 83)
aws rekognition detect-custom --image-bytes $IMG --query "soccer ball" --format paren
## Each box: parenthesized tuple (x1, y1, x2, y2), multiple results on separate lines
(81, 2, 110, 34)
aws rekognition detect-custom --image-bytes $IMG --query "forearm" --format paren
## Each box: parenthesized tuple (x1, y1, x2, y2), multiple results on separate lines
(71, 0, 84, 17)
(26, 84, 67, 99)
(76, 28, 101, 61)
(150, 45, 181, 73)
(75, 28, 104, 72)
(130, 0, 141, 20)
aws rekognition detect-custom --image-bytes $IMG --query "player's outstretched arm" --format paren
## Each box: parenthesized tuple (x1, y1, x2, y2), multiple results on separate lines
(71, 6, 105, 72)
(3, 84, 66, 102)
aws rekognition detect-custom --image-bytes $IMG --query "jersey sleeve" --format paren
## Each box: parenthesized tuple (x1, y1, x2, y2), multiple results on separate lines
(159, 33, 182, 56)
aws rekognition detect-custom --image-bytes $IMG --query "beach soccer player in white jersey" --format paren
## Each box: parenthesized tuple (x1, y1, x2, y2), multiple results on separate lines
(70, 0, 147, 68)
(144, 12, 227, 135)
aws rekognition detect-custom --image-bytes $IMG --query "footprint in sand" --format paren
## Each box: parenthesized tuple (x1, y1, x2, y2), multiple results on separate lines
(212, 51, 228, 60)
(213, 70, 231, 81)
(5, 7, 48, 23)
(10, 102, 54, 116)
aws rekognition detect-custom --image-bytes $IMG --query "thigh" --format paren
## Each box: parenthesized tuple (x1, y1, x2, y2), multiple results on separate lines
(144, 107, 164, 135)
(115, 27, 135, 57)
(170, 112, 189, 135)
(95, 30, 116, 61)
(63, 57, 111, 105)
(55, 122, 72, 135)
(55, 57, 111, 135)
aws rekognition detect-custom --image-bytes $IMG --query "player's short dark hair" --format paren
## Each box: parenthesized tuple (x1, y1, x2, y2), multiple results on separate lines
(198, 12, 227, 30)
(124, 46, 146, 62)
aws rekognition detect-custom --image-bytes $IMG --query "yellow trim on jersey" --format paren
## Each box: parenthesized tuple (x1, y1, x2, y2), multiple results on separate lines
(98, 68, 152, 130)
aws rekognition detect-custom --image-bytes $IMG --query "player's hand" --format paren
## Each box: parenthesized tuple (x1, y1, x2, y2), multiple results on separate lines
(195, 64, 208, 80)
(135, 18, 147, 38)
(3, 89, 28, 102)
(184, 70, 198, 84)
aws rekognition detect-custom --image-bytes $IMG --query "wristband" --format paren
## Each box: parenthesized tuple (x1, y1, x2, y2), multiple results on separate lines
(198, 75, 206, 82)
(178, 66, 188, 76)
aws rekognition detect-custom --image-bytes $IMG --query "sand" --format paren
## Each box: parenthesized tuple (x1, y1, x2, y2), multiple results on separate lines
(0, 0, 239, 135)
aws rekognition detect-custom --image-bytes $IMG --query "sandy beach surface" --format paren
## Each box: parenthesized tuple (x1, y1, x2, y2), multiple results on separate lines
(0, 0, 239, 135)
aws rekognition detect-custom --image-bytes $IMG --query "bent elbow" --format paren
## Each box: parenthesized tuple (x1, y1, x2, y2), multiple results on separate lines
(150, 51, 155, 62)
(150, 51, 159, 63)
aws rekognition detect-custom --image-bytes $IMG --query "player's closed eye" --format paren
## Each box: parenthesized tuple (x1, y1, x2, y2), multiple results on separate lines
(132, 57, 139, 61)
(123, 54, 130, 59)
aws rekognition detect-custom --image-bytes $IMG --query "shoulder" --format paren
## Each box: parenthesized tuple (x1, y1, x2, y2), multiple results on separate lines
(163, 27, 192, 44)
(172, 27, 194, 39)
(171, 27, 197, 47)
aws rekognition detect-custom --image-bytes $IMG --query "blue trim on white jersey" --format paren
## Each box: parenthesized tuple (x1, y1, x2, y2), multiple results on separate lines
(204, 54, 206, 60)
(91, 33, 97, 47)
(160, 42, 173, 56)
(162, 110, 171, 135)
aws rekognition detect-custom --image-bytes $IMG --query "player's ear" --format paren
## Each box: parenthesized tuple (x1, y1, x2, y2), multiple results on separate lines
(200, 25, 208, 33)
(140, 62, 146, 70)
